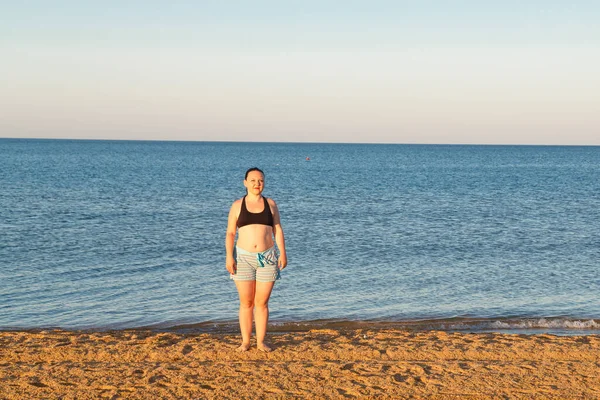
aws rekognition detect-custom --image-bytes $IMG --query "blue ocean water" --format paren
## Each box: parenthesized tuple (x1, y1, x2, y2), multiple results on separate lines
(1, 139, 599, 334)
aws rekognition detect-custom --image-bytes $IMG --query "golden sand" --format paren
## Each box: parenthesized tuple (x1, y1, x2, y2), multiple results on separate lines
(1, 329, 599, 399)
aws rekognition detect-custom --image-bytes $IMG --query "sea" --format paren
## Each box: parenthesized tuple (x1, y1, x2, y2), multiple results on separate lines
(1, 139, 599, 335)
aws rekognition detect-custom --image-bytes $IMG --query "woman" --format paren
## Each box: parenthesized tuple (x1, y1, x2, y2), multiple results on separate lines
(225, 167, 287, 352)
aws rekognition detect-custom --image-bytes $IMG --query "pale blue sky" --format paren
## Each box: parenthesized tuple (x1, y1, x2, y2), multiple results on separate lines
(2, 1, 599, 144)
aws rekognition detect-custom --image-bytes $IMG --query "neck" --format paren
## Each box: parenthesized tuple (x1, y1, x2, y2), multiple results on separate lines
(246, 193, 262, 201)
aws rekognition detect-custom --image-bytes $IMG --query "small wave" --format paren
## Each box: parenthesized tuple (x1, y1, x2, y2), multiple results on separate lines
(7, 317, 598, 335)
(442, 318, 600, 332)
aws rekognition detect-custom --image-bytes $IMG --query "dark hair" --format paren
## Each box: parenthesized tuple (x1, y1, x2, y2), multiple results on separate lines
(245, 167, 264, 180)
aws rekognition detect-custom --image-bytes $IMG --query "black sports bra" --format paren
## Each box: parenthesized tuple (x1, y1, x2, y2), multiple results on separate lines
(237, 196, 274, 228)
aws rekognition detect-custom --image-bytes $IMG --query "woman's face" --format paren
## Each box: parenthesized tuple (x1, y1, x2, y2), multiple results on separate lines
(244, 171, 265, 195)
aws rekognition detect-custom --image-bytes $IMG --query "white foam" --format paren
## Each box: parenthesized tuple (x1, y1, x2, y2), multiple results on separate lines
(448, 318, 600, 331)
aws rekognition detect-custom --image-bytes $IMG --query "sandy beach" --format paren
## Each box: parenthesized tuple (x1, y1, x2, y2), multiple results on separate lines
(1, 329, 599, 399)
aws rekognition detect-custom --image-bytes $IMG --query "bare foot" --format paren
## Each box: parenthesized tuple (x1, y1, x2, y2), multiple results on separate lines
(257, 343, 272, 352)
(236, 343, 251, 352)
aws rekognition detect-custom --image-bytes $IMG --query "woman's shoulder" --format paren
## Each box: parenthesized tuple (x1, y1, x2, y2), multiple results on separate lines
(230, 197, 244, 209)
(266, 197, 279, 209)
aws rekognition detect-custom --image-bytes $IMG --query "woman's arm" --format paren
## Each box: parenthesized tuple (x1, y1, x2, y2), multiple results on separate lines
(269, 199, 287, 269)
(225, 200, 240, 274)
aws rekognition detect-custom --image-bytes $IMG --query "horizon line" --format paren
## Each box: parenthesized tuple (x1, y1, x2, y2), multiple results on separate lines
(1, 136, 600, 147)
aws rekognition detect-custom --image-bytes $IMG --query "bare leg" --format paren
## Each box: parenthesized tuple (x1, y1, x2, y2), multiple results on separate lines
(254, 281, 275, 352)
(235, 280, 256, 351)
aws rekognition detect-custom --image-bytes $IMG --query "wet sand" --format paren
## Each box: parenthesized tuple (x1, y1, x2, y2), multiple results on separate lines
(1, 329, 599, 399)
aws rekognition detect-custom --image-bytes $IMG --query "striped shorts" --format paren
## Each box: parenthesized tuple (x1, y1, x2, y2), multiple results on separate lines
(230, 246, 281, 282)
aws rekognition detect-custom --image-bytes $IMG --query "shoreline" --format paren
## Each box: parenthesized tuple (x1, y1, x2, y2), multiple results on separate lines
(1, 328, 599, 399)
(3, 315, 599, 336)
